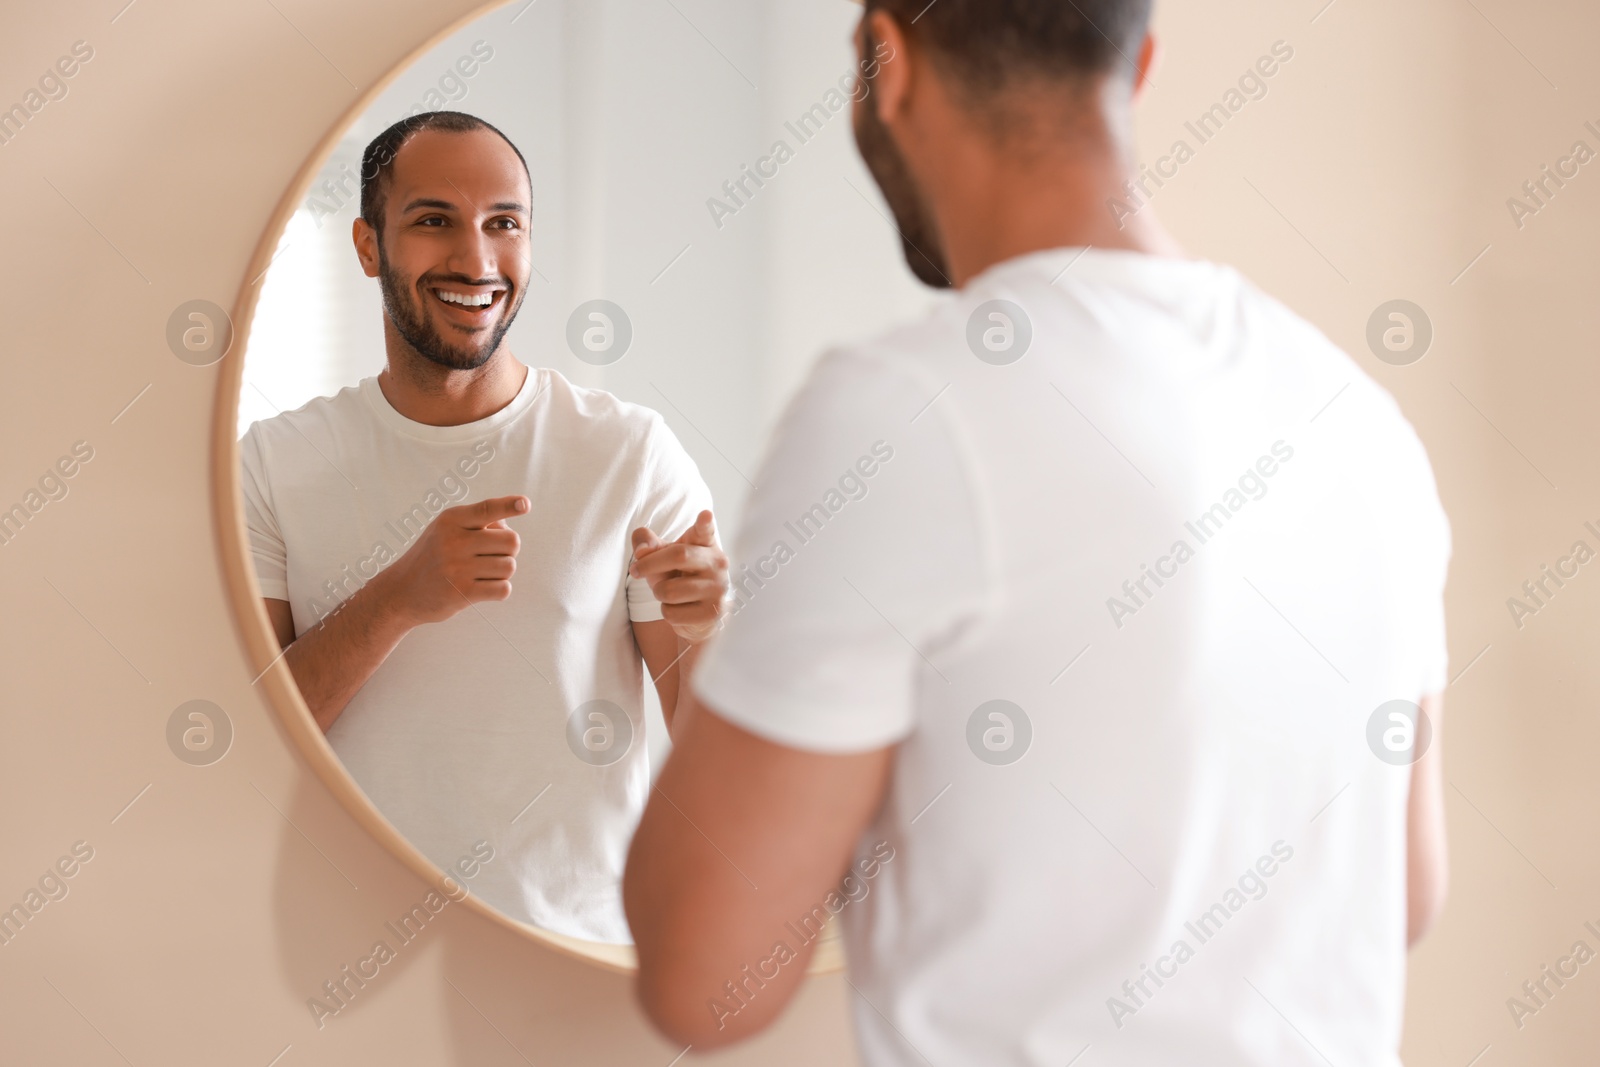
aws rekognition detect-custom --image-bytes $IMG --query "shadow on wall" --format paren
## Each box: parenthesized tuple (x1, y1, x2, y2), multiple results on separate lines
(262, 761, 869, 1064)
(264, 770, 666, 1064)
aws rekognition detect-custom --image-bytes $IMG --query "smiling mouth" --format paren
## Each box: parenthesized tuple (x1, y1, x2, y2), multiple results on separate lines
(429, 286, 507, 322)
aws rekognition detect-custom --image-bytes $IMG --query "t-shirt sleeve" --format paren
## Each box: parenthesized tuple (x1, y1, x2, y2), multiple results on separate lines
(691, 348, 993, 754)
(237, 424, 290, 602)
(627, 413, 716, 623)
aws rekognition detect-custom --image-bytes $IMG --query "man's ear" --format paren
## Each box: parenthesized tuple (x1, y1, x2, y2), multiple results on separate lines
(863, 10, 913, 125)
(352, 216, 381, 279)
(1133, 32, 1160, 103)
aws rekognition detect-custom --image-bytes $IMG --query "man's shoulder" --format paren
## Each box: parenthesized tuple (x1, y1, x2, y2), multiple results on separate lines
(238, 381, 370, 460)
(534, 370, 708, 506)
(789, 302, 972, 413)
(538, 367, 673, 448)
(240, 379, 368, 447)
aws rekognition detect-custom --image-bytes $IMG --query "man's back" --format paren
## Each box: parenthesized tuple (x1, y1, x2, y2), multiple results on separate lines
(692, 247, 1450, 1064)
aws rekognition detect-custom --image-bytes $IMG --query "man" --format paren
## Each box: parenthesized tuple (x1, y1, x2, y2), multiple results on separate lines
(239, 111, 728, 944)
(624, 2, 1451, 1063)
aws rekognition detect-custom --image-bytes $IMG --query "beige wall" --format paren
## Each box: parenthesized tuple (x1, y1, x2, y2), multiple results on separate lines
(1, 0, 1595, 1064)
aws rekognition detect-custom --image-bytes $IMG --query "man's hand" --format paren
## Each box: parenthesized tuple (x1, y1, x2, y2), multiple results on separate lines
(376, 494, 528, 626)
(630, 510, 729, 643)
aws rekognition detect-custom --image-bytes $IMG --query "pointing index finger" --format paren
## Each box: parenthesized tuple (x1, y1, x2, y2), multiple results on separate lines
(678, 510, 717, 548)
(462, 495, 529, 529)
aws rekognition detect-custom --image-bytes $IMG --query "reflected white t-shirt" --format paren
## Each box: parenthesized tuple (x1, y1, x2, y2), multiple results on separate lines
(239, 366, 711, 943)
(693, 248, 1450, 1065)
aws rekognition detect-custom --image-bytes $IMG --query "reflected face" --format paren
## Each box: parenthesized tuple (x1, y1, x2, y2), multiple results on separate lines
(370, 128, 533, 370)
(852, 23, 951, 289)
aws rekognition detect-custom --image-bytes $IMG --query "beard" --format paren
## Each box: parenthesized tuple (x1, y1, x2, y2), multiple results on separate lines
(852, 87, 952, 289)
(377, 244, 521, 371)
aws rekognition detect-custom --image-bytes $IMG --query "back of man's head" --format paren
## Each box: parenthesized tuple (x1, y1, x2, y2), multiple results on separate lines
(863, 0, 1153, 95)
(850, 0, 1163, 288)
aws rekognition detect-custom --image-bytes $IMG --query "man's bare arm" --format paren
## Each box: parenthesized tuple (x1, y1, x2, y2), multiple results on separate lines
(258, 494, 528, 734)
(629, 510, 729, 736)
(633, 621, 709, 734)
(1407, 691, 1448, 946)
(261, 577, 415, 733)
(265, 598, 295, 648)
(624, 691, 894, 1049)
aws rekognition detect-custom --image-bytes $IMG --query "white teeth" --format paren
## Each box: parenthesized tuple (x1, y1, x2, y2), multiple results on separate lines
(437, 290, 496, 307)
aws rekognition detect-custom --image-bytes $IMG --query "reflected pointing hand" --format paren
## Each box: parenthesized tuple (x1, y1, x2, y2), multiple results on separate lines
(629, 510, 729, 643)
(378, 494, 528, 627)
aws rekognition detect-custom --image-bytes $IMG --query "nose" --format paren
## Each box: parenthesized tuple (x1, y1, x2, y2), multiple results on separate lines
(444, 217, 499, 283)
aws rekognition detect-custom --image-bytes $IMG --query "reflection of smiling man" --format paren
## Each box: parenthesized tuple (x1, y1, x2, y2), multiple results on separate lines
(238, 111, 728, 943)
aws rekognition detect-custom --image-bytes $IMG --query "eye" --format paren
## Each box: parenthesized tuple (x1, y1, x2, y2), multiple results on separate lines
(416, 214, 448, 227)
(490, 216, 522, 231)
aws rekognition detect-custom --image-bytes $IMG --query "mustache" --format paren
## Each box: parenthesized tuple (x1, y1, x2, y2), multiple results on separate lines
(418, 272, 512, 290)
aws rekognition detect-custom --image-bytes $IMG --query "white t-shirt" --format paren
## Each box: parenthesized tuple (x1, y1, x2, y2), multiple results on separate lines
(239, 367, 711, 943)
(693, 248, 1450, 1066)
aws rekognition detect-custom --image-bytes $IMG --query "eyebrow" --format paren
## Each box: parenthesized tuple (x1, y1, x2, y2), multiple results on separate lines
(401, 197, 529, 215)
(401, 197, 456, 214)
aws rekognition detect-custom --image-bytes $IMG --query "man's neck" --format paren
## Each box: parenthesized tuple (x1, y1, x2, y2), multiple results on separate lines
(939, 165, 1186, 288)
(923, 96, 1186, 287)
(377, 325, 528, 427)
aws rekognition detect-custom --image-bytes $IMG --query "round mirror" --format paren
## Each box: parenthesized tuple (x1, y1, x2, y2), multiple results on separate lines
(215, 0, 926, 966)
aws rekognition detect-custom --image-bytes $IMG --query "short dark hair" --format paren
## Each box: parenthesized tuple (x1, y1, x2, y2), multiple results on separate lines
(864, 0, 1153, 93)
(359, 111, 531, 233)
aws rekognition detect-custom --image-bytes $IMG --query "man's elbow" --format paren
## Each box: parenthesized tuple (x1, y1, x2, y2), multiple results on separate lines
(633, 967, 739, 1051)
(628, 919, 790, 1051)
(624, 879, 734, 1048)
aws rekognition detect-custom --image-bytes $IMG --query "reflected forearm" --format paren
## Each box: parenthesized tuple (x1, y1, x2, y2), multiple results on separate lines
(636, 619, 711, 735)
(665, 640, 707, 735)
(284, 570, 415, 733)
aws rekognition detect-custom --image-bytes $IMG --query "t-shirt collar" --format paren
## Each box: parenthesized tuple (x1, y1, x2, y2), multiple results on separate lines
(968, 245, 1222, 293)
(360, 364, 545, 444)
